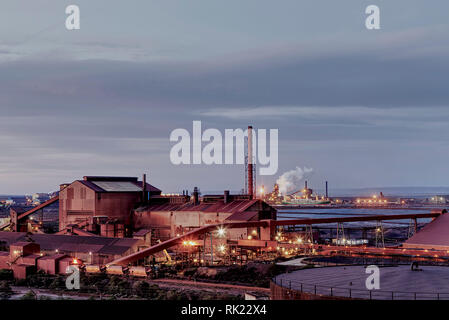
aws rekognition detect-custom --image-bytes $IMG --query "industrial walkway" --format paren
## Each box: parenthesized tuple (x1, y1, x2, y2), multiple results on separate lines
(108, 220, 269, 265)
(0, 196, 60, 231)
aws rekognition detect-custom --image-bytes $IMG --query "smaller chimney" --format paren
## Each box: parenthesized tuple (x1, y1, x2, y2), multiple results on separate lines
(224, 190, 230, 204)
(325, 181, 328, 198)
(142, 174, 147, 204)
(192, 187, 199, 205)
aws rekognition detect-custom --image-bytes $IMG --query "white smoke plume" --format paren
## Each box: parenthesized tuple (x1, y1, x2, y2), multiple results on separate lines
(276, 166, 313, 195)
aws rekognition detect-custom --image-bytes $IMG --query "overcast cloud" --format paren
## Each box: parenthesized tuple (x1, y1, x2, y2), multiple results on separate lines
(0, 1, 448, 194)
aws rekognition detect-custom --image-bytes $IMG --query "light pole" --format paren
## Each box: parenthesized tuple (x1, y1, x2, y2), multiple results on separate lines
(210, 226, 227, 266)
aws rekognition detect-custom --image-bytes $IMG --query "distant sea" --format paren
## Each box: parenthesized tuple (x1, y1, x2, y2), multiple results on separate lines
(4, 186, 449, 199)
(322, 187, 449, 198)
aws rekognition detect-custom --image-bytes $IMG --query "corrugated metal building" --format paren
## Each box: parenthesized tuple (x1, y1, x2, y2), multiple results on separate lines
(133, 192, 276, 241)
(0, 231, 145, 265)
(59, 176, 161, 235)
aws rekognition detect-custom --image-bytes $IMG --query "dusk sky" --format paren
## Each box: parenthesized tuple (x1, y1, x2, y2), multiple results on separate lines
(1, 1, 449, 194)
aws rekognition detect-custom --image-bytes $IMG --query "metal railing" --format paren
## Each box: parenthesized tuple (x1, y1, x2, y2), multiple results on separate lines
(272, 276, 449, 300)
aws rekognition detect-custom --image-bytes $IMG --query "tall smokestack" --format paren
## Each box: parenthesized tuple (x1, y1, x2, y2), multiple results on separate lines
(305, 180, 308, 190)
(142, 174, 147, 204)
(248, 126, 254, 199)
(325, 181, 328, 198)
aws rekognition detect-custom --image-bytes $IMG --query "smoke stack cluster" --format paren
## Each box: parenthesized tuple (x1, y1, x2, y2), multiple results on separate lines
(248, 126, 254, 199)
(275, 166, 313, 195)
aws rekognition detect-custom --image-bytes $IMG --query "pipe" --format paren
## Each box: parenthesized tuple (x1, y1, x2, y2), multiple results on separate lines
(248, 126, 254, 199)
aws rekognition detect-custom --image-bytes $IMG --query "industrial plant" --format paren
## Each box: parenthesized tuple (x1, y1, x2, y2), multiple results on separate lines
(0, 126, 448, 301)
(1, 2, 448, 316)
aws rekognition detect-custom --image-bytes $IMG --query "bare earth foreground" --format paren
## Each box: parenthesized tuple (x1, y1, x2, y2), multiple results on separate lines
(5, 279, 269, 300)
(151, 278, 270, 295)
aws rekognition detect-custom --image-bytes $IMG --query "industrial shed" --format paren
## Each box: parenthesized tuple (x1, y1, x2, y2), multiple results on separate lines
(0, 231, 146, 265)
(133, 192, 276, 241)
(59, 176, 161, 234)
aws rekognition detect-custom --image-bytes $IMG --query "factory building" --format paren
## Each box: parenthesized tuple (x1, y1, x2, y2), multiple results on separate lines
(0, 231, 145, 268)
(59, 176, 161, 236)
(16, 174, 276, 248)
(133, 190, 276, 242)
